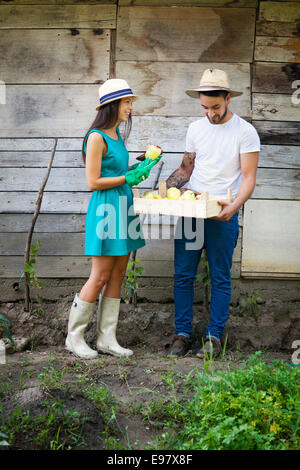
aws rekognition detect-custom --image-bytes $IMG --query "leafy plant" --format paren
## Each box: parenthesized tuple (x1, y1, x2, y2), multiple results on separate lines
(195, 260, 210, 314)
(144, 352, 300, 450)
(0, 314, 14, 344)
(239, 291, 263, 316)
(123, 258, 145, 307)
(24, 241, 45, 289)
(196, 260, 210, 288)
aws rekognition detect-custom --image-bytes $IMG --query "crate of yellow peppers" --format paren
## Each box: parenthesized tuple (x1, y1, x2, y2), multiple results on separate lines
(133, 145, 233, 219)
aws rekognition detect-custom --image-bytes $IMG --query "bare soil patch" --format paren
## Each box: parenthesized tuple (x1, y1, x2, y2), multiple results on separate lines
(0, 298, 298, 450)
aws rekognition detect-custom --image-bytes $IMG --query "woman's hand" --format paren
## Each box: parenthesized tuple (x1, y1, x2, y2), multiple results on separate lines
(125, 157, 161, 187)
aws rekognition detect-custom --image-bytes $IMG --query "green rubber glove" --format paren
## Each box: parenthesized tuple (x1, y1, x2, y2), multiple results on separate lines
(142, 154, 163, 167)
(129, 154, 162, 171)
(125, 157, 161, 187)
(128, 162, 140, 171)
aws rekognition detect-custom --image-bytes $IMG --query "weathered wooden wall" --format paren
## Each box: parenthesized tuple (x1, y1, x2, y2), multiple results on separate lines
(0, 0, 299, 288)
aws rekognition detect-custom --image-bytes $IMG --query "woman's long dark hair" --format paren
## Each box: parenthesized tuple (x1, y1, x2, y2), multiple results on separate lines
(82, 99, 132, 164)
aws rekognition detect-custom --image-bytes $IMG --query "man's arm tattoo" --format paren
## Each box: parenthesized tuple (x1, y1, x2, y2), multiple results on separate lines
(166, 152, 196, 189)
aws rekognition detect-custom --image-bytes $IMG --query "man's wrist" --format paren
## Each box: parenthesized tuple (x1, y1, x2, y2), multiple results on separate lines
(231, 198, 242, 212)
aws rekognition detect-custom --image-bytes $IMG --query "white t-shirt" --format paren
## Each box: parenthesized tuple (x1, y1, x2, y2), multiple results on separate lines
(185, 113, 260, 197)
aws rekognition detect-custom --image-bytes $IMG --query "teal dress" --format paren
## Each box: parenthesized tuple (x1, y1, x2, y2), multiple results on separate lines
(84, 128, 145, 256)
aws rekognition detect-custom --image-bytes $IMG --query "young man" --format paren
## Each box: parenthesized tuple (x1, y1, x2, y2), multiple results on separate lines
(166, 69, 260, 358)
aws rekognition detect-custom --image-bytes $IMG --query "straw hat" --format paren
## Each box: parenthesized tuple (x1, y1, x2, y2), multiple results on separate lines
(96, 78, 138, 111)
(186, 69, 243, 99)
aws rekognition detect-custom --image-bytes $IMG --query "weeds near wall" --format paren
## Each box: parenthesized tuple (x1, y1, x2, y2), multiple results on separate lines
(123, 258, 145, 307)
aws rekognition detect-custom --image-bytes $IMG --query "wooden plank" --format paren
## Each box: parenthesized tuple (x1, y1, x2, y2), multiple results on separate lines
(242, 199, 300, 277)
(256, 19, 299, 37)
(4, 112, 247, 153)
(255, 37, 300, 63)
(116, 6, 256, 62)
(0, 166, 298, 217)
(0, 189, 173, 213)
(0, 233, 84, 256)
(259, 145, 300, 169)
(0, 230, 242, 262)
(127, 116, 196, 152)
(239, 272, 300, 279)
(138, 147, 300, 173)
(253, 62, 300, 94)
(129, 115, 253, 153)
(0, 85, 99, 138)
(0, 168, 90, 192)
(0, 5, 116, 28)
(0, 163, 164, 191)
(0, 233, 169, 257)
(259, 1, 300, 23)
(252, 93, 300, 121)
(116, 61, 251, 117)
(257, 1, 300, 36)
(0, 255, 92, 278)
(8, 162, 300, 196)
(0, 1, 117, 3)
(0, 192, 91, 213)
(0, 213, 174, 233)
(252, 121, 300, 145)
(1, 116, 270, 152)
(0, 139, 56, 151)
(119, 0, 257, 6)
(0, 256, 241, 278)
(0, 150, 175, 174)
(1, 168, 74, 192)
(0, 213, 86, 233)
(0, 29, 110, 84)
(253, 168, 300, 200)
(0, 151, 85, 168)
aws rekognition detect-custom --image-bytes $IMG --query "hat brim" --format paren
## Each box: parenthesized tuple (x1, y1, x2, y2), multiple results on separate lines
(96, 94, 138, 111)
(186, 88, 243, 99)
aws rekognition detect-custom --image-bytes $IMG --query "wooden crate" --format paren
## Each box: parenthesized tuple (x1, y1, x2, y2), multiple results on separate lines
(133, 182, 233, 219)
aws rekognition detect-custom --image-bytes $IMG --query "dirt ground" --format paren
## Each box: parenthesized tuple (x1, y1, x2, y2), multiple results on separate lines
(0, 298, 299, 450)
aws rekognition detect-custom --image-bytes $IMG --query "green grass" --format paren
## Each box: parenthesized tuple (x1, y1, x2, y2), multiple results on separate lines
(144, 352, 300, 450)
(1, 399, 88, 450)
(1, 351, 299, 450)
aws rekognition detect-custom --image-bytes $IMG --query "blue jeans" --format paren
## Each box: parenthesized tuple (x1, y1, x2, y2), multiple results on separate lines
(174, 214, 239, 341)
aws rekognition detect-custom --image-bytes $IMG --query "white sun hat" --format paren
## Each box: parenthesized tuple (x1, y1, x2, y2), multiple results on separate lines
(186, 69, 243, 99)
(96, 78, 138, 111)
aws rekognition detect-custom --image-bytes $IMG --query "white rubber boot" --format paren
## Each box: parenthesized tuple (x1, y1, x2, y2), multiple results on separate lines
(96, 295, 133, 357)
(65, 294, 98, 359)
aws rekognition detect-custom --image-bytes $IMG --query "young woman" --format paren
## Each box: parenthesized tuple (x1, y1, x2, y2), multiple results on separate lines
(65, 79, 160, 359)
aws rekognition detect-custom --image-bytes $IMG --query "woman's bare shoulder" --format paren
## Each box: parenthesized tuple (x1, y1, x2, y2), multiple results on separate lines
(87, 131, 104, 146)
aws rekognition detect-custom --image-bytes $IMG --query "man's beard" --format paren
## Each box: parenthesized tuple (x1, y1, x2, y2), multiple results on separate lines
(208, 106, 228, 124)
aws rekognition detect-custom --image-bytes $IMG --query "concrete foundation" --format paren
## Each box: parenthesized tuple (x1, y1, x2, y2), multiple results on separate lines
(1, 277, 299, 304)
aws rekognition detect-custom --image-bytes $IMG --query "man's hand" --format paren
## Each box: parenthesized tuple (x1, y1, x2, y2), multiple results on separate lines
(212, 200, 239, 222)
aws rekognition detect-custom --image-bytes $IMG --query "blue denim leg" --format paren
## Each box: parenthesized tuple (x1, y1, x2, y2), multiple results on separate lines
(174, 217, 203, 337)
(204, 213, 239, 341)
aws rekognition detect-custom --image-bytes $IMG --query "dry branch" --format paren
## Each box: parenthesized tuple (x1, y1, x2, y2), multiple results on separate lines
(24, 138, 58, 312)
